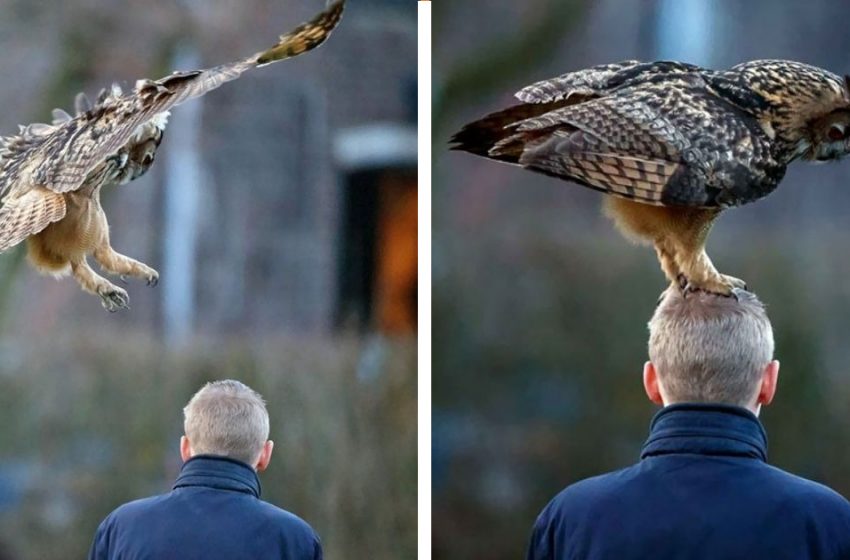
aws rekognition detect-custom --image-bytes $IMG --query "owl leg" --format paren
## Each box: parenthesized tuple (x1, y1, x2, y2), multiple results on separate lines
(670, 209, 745, 297)
(70, 257, 130, 312)
(677, 249, 746, 295)
(93, 241, 159, 287)
(603, 198, 681, 289)
(655, 240, 689, 297)
(654, 240, 680, 285)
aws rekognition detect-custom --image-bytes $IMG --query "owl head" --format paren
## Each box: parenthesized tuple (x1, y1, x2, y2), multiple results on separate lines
(116, 112, 170, 184)
(805, 88, 850, 162)
(802, 76, 850, 161)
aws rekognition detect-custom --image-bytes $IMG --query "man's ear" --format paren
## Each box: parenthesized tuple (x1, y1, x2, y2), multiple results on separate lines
(643, 361, 665, 406)
(255, 440, 274, 472)
(180, 436, 193, 463)
(756, 360, 780, 406)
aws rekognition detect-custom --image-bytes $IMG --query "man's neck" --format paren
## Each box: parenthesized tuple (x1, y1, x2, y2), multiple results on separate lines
(662, 400, 760, 417)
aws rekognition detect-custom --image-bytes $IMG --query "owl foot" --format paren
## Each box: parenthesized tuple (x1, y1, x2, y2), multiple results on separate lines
(122, 267, 159, 287)
(120, 266, 158, 287)
(145, 269, 159, 287)
(98, 284, 130, 313)
(720, 274, 747, 291)
(677, 273, 747, 300)
(93, 247, 159, 288)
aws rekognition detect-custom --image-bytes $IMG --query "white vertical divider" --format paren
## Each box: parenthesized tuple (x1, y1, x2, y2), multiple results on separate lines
(162, 47, 203, 346)
(418, 2, 432, 559)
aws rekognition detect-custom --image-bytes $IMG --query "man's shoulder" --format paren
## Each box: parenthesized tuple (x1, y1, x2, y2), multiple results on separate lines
(250, 499, 319, 535)
(760, 463, 850, 516)
(104, 492, 172, 522)
(538, 461, 850, 525)
(541, 464, 642, 516)
(528, 464, 645, 550)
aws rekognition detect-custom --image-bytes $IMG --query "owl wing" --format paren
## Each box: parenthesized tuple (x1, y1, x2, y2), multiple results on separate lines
(0, 126, 70, 251)
(0, 0, 343, 252)
(5, 0, 343, 198)
(486, 84, 781, 208)
(516, 60, 703, 103)
(0, 186, 65, 252)
(452, 60, 684, 155)
(450, 99, 589, 161)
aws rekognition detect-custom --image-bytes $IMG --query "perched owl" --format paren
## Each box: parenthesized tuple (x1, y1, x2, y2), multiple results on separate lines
(451, 59, 850, 296)
(0, 0, 344, 312)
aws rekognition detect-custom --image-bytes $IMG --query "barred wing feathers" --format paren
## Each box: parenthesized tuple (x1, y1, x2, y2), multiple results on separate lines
(0, 187, 65, 253)
(516, 60, 701, 104)
(456, 80, 779, 208)
(33, 0, 343, 196)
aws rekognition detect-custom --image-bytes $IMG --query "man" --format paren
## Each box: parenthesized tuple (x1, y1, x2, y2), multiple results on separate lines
(527, 288, 850, 560)
(89, 380, 322, 560)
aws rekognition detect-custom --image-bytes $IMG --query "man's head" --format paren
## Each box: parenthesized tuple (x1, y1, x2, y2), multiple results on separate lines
(181, 380, 274, 471)
(644, 288, 780, 414)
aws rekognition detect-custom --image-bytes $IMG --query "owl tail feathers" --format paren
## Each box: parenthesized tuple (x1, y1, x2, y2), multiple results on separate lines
(450, 100, 576, 163)
(254, 0, 345, 66)
(450, 121, 517, 162)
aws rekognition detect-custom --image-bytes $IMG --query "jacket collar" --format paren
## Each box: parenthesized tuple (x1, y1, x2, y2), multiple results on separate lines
(173, 455, 262, 498)
(641, 403, 768, 462)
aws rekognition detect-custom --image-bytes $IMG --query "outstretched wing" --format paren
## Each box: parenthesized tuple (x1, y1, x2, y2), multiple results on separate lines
(0, 0, 343, 252)
(3, 0, 343, 200)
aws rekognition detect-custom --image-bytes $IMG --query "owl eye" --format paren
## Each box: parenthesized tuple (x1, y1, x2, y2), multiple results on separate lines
(828, 124, 845, 141)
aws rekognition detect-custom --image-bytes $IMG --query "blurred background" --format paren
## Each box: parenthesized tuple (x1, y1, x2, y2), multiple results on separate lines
(0, 0, 416, 558)
(434, 1, 850, 558)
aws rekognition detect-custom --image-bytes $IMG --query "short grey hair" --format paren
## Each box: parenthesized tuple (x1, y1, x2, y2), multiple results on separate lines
(648, 288, 774, 407)
(183, 380, 270, 466)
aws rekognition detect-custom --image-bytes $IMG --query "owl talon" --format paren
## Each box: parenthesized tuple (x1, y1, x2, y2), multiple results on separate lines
(681, 281, 700, 299)
(721, 274, 747, 291)
(681, 281, 742, 300)
(146, 270, 159, 287)
(98, 285, 130, 313)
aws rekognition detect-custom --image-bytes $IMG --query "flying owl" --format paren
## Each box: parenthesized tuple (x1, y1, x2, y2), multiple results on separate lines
(0, 0, 344, 312)
(451, 59, 850, 296)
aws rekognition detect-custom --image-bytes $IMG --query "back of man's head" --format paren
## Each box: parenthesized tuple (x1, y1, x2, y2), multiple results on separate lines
(183, 380, 270, 466)
(648, 288, 774, 407)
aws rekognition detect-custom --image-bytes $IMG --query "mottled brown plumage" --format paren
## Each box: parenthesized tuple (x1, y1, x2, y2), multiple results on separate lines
(452, 59, 850, 295)
(0, 0, 344, 311)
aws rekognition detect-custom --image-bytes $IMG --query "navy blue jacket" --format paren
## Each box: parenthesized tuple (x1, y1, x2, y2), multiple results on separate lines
(527, 404, 850, 560)
(89, 455, 322, 560)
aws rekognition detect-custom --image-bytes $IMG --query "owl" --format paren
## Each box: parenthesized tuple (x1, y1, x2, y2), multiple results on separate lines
(0, 0, 344, 311)
(451, 59, 850, 296)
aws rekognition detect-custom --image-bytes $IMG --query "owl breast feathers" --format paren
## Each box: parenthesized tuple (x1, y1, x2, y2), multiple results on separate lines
(452, 59, 850, 295)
